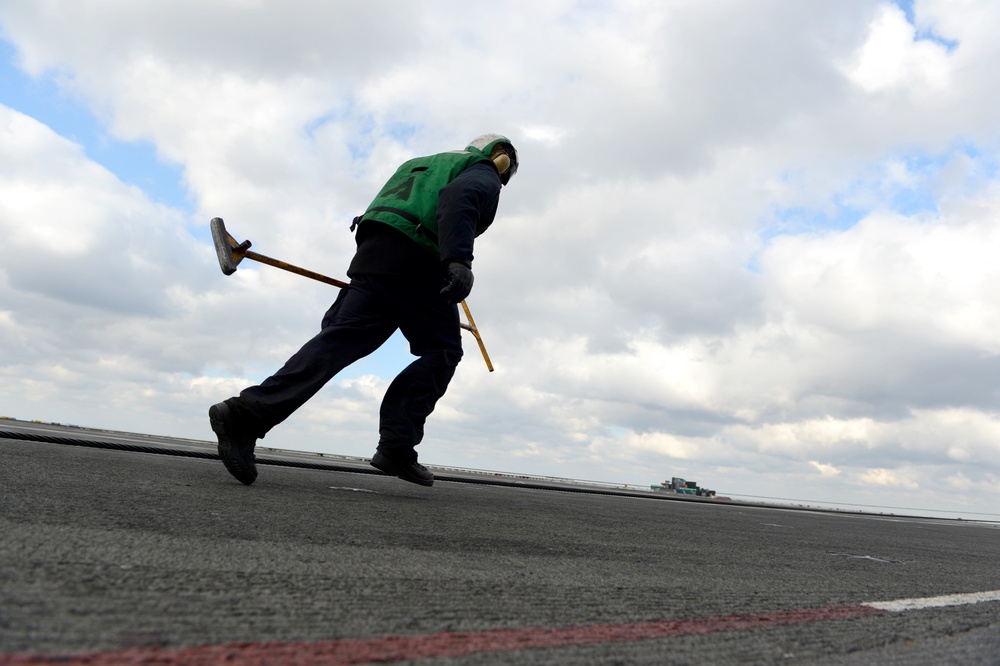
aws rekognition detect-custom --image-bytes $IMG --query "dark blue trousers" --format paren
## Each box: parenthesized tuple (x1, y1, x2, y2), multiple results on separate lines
(237, 274, 463, 461)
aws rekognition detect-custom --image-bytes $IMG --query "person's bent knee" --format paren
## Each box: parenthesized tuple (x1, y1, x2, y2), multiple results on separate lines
(434, 349, 463, 369)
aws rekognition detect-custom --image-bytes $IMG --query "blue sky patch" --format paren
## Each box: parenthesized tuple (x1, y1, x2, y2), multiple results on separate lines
(0, 38, 190, 211)
(386, 121, 419, 144)
(756, 145, 992, 243)
(893, 0, 959, 51)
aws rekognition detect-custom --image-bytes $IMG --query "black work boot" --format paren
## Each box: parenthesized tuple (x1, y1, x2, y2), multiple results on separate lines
(209, 400, 258, 485)
(370, 449, 434, 487)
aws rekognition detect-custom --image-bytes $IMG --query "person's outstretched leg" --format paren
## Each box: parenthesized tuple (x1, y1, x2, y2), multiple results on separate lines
(212, 278, 395, 484)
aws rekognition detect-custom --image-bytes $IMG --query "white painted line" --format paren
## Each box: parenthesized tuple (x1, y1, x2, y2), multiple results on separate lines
(863, 590, 1000, 612)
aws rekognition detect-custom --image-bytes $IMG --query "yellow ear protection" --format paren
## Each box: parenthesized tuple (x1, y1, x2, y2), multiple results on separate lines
(491, 147, 511, 175)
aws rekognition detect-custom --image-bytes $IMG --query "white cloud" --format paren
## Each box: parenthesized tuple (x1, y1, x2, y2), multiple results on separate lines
(844, 4, 952, 93)
(810, 461, 842, 478)
(858, 468, 919, 489)
(520, 126, 567, 146)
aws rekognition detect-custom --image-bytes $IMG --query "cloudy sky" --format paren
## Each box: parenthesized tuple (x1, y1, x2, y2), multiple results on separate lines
(2, 1, 999, 520)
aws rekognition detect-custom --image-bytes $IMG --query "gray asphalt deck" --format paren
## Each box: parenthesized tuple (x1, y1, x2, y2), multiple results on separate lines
(1, 430, 998, 664)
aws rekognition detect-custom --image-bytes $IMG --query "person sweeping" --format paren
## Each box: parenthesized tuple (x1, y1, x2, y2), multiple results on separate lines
(209, 134, 518, 487)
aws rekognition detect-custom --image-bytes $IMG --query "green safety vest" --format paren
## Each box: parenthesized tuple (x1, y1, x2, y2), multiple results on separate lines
(356, 150, 493, 257)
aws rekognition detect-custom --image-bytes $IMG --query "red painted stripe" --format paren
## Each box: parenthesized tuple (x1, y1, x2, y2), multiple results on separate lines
(0, 605, 882, 665)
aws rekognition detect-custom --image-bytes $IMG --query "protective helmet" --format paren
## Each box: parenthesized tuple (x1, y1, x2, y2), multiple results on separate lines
(466, 133, 518, 185)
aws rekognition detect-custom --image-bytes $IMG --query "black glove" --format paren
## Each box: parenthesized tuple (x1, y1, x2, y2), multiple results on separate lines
(440, 261, 474, 304)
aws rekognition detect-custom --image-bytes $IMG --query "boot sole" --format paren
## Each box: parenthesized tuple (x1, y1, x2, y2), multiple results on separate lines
(370, 452, 434, 487)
